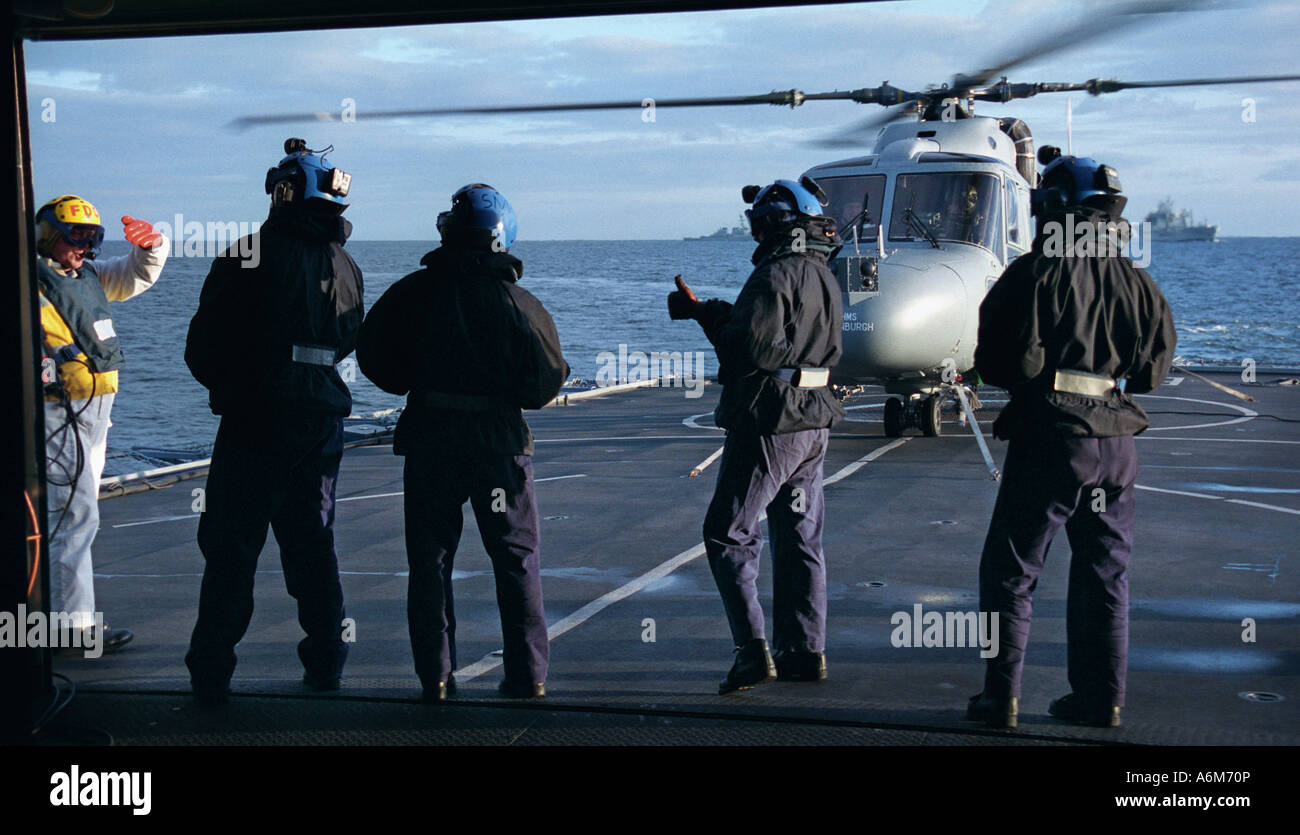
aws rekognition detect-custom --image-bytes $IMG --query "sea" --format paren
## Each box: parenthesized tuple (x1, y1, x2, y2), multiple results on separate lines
(92, 237, 1300, 474)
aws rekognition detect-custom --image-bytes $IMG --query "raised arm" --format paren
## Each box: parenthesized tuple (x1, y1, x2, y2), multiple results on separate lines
(96, 216, 169, 301)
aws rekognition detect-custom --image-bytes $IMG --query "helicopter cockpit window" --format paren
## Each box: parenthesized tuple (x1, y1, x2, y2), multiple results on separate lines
(889, 172, 1000, 251)
(817, 174, 886, 244)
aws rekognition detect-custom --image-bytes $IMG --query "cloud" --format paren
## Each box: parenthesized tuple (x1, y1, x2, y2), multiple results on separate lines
(359, 37, 454, 64)
(26, 69, 101, 91)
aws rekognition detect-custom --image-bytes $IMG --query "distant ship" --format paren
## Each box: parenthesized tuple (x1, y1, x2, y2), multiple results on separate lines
(1145, 198, 1218, 242)
(685, 213, 752, 241)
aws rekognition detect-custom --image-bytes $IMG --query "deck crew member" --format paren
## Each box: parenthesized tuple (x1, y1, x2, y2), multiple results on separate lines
(357, 184, 567, 702)
(669, 177, 844, 694)
(184, 139, 363, 704)
(37, 194, 168, 654)
(966, 150, 1176, 729)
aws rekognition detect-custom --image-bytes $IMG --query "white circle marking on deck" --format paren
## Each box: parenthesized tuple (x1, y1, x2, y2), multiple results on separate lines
(1134, 394, 1257, 431)
(683, 412, 724, 430)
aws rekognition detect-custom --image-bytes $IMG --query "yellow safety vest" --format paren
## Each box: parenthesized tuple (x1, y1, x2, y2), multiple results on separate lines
(39, 281, 120, 402)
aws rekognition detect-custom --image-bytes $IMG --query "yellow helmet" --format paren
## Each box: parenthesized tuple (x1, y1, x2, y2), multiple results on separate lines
(36, 194, 105, 257)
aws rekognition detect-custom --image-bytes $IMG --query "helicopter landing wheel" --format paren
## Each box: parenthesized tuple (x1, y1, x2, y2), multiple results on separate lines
(883, 397, 903, 437)
(921, 394, 942, 437)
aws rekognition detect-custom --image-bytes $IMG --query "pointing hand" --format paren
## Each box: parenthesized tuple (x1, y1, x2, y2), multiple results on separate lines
(667, 274, 701, 321)
(122, 216, 162, 249)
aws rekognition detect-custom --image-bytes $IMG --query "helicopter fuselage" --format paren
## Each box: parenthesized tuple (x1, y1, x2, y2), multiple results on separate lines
(804, 116, 1034, 396)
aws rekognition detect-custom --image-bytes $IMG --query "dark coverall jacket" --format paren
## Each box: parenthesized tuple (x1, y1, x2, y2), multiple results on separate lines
(974, 204, 1176, 707)
(694, 229, 845, 654)
(184, 205, 364, 691)
(356, 246, 568, 690)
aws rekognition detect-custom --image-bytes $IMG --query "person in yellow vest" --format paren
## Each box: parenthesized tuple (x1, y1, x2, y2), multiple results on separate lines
(36, 194, 168, 654)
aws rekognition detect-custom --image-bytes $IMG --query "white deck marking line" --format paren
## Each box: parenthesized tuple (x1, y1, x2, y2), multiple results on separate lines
(110, 476, 586, 528)
(453, 438, 911, 683)
(1135, 484, 1223, 501)
(111, 513, 200, 529)
(337, 491, 405, 502)
(1224, 499, 1300, 517)
(689, 445, 725, 477)
(1136, 484, 1300, 516)
(823, 437, 911, 487)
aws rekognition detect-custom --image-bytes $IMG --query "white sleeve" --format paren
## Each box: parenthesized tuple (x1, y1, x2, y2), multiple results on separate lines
(96, 234, 170, 302)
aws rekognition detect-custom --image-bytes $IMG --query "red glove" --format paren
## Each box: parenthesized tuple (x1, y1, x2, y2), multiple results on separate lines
(667, 274, 701, 320)
(122, 216, 162, 249)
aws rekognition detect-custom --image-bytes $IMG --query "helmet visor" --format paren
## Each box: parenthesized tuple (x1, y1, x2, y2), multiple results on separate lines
(64, 224, 105, 249)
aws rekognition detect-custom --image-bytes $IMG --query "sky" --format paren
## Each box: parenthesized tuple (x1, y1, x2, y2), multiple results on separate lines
(22, 0, 1300, 240)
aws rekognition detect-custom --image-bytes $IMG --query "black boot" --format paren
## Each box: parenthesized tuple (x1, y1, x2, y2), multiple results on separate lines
(774, 649, 827, 682)
(719, 639, 776, 695)
(1048, 693, 1121, 728)
(966, 692, 1018, 729)
(422, 675, 458, 703)
(499, 679, 546, 699)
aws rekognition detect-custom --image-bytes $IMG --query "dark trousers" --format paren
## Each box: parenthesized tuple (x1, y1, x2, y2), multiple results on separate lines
(403, 449, 549, 688)
(979, 431, 1137, 705)
(703, 427, 830, 653)
(186, 414, 348, 688)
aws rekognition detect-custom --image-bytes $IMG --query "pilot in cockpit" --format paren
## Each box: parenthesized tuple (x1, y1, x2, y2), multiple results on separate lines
(935, 181, 987, 241)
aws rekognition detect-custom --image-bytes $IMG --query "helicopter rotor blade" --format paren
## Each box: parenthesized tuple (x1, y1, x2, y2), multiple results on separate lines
(223, 0, 1278, 148)
(973, 72, 1300, 104)
(1080, 73, 1300, 94)
(227, 89, 871, 130)
(810, 1, 1209, 147)
(956, 0, 1205, 93)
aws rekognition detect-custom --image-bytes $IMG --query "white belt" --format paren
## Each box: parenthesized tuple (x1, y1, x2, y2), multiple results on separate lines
(292, 344, 335, 366)
(771, 367, 830, 388)
(1054, 369, 1118, 397)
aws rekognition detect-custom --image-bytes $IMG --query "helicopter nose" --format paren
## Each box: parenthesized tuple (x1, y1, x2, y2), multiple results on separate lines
(838, 261, 969, 378)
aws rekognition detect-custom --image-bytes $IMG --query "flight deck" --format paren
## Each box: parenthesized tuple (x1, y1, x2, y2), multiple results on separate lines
(44, 371, 1300, 746)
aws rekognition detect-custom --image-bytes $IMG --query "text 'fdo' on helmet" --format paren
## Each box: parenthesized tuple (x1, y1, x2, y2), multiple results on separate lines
(264, 138, 352, 209)
(436, 183, 517, 251)
(741, 175, 832, 240)
(36, 194, 106, 258)
(1031, 145, 1125, 217)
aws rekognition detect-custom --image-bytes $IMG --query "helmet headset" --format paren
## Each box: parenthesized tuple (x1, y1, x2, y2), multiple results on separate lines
(1031, 145, 1126, 217)
(265, 138, 351, 208)
(741, 175, 833, 241)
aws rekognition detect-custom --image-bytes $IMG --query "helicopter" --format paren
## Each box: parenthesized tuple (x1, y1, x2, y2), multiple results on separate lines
(228, 1, 1300, 449)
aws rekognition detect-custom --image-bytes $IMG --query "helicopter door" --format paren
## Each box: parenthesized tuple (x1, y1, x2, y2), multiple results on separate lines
(1005, 177, 1029, 258)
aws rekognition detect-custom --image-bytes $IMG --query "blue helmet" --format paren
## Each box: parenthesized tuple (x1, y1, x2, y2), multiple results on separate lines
(1031, 149, 1123, 216)
(437, 184, 517, 251)
(265, 138, 351, 207)
(742, 176, 830, 239)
